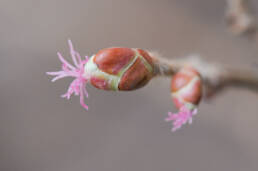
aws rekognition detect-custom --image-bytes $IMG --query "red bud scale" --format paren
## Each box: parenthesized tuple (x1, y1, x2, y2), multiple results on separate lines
(85, 47, 154, 91)
(171, 66, 202, 110)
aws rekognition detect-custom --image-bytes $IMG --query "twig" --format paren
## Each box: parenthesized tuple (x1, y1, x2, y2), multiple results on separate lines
(151, 52, 258, 97)
(225, 0, 257, 36)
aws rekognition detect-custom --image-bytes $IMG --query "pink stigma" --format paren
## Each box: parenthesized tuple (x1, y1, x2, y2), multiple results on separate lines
(165, 106, 198, 132)
(46, 39, 90, 110)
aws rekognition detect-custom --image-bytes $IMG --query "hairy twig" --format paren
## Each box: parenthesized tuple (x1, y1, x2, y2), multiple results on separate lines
(226, 0, 257, 36)
(151, 53, 258, 97)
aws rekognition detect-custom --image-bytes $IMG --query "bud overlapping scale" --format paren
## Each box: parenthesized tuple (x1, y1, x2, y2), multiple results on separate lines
(84, 47, 154, 91)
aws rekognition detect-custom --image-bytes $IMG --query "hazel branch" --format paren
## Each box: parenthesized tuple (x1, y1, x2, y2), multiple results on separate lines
(151, 53, 258, 96)
(47, 40, 258, 131)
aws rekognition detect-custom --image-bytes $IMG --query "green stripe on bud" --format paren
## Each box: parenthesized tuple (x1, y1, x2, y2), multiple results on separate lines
(134, 49, 153, 74)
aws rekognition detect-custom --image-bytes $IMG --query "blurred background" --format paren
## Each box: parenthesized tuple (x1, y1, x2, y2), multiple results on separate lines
(1, 0, 258, 170)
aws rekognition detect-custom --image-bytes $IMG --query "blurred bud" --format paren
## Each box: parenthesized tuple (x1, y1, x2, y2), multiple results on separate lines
(165, 66, 202, 132)
(84, 47, 154, 91)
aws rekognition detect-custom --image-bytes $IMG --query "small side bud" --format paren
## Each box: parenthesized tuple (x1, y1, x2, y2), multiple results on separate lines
(165, 66, 202, 132)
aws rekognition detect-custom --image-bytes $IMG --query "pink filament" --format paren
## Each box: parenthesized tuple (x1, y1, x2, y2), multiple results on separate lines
(46, 39, 89, 110)
(165, 106, 198, 132)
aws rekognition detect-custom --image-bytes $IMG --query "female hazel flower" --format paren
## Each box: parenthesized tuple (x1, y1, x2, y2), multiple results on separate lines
(46, 40, 154, 110)
(165, 66, 202, 132)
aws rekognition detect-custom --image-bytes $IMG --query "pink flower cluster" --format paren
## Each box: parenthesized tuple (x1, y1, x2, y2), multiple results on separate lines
(165, 106, 198, 132)
(46, 40, 90, 110)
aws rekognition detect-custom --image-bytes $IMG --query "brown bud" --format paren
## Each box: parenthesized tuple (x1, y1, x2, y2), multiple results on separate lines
(84, 47, 154, 91)
(171, 66, 202, 109)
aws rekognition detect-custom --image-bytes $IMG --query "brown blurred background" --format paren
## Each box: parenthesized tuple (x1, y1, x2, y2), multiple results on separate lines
(1, 0, 258, 171)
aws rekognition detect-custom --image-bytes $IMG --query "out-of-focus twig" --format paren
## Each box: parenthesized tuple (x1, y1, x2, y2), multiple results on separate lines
(151, 53, 258, 97)
(226, 0, 257, 36)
